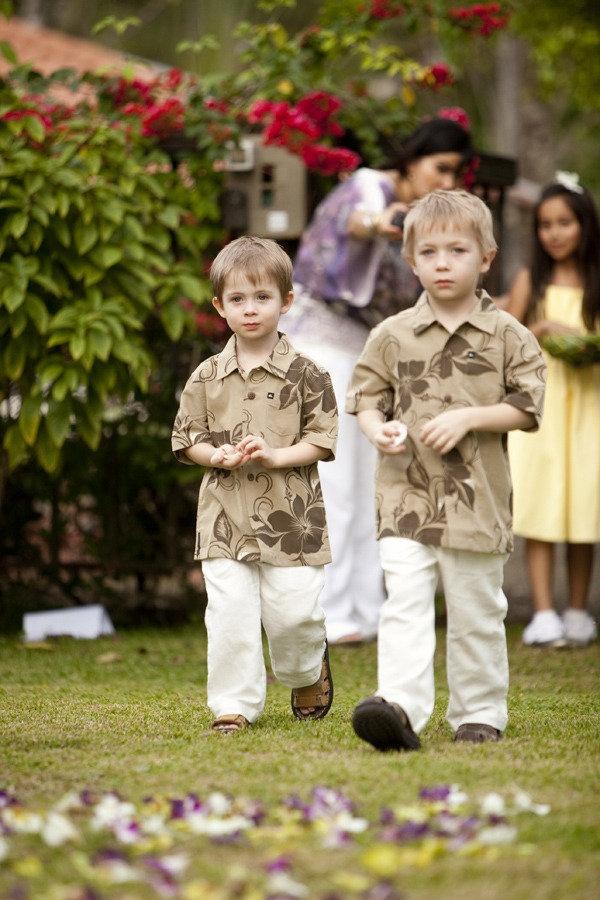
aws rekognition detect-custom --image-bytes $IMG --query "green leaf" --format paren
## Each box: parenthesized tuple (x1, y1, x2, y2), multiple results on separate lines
(34, 422, 61, 473)
(46, 398, 72, 447)
(54, 219, 71, 246)
(0, 40, 17, 64)
(8, 211, 27, 239)
(178, 274, 207, 301)
(69, 333, 85, 360)
(4, 424, 29, 471)
(76, 413, 101, 450)
(87, 328, 112, 361)
(18, 395, 41, 446)
(2, 285, 25, 312)
(92, 15, 141, 35)
(160, 301, 186, 341)
(4, 337, 25, 379)
(74, 223, 98, 255)
(10, 307, 27, 337)
(157, 206, 180, 229)
(23, 115, 45, 143)
(26, 295, 49, 333)
(37, 359, 65, 386)
(90, 246, 122, 269)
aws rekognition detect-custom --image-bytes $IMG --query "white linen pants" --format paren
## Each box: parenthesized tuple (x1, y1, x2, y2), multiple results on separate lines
(285, 339, 385, 641)
(202, 558, 326, 722)
(378, 537, 509, 734)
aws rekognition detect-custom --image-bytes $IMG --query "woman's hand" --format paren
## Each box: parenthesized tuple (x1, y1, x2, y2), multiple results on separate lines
(376, 202, 409, 241)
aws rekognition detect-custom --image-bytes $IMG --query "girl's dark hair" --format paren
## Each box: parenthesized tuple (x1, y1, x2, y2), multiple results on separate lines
(388, 118, 474, 175)
(529, 183, 600, 331)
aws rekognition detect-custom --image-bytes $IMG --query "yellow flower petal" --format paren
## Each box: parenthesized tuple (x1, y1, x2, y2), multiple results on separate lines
(277, 79, 294, 96)
(361, 844, 402, 878)
(12, 855, 43, 878)
(401, 84, 416, 107)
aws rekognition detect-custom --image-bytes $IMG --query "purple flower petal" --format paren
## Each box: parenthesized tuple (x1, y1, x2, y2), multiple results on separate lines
(419, 785, 451, 802)
(265, 855, 292, 873)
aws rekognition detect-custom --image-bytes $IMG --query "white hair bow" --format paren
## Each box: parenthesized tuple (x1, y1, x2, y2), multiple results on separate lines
(554, 170, 584, 194)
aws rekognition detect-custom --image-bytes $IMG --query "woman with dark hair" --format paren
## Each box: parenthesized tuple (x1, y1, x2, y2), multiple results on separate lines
(285, 116, 474, 645)
(507, 175, 600, 648)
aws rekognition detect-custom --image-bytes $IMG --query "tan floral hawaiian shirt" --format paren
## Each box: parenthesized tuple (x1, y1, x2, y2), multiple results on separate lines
(172, 334, 338, 566)
(346, 291, 547, 554)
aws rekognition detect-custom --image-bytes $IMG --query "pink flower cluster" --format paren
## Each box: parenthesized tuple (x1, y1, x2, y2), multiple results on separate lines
(105, 71, 188, 138)
(248, 92, 360, 176)
(366, 0, 406, 19)
(417, 63, 455, 91)
(438, 106, 471, 130)
(449, 3, 510, 37)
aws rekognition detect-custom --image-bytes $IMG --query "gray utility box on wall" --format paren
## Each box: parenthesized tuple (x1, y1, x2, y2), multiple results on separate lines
(221, 136, 307, 239)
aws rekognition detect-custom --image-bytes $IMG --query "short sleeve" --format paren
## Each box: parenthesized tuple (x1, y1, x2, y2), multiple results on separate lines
(171, 369, 212, 464)
(300, 364, 338, 461)
(502, 321, 547, 431)
(345, 325, 395, 418)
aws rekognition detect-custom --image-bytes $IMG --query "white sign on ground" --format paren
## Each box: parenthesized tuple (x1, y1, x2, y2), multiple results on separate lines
(23, 605, 115, 641)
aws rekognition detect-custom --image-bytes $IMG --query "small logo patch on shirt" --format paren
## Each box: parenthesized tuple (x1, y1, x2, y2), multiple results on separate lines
(267, 392, 275, 399)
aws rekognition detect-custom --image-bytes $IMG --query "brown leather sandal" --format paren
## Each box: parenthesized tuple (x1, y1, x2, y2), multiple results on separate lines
(291, 643, 333, 720)
(212, 714, 249, 734)
(454, 723, 502, 743)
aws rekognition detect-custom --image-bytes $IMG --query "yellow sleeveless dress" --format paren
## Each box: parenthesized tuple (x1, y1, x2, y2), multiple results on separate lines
(509, 285, 600, 542)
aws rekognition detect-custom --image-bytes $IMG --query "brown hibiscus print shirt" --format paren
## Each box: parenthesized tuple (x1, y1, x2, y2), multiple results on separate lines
(172, 334, 338, 566)
(346, 291, 547, 554)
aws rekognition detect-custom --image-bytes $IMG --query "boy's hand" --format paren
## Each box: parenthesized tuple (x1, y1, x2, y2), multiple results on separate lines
(210, 444, 245, 468)
(236, 434, 278, 468)
(420, 409, 473, 454)
(372, 421, 408, 454)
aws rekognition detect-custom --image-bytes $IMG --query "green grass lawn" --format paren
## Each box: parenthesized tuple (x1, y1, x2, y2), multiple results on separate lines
(1, 625, 599, 898)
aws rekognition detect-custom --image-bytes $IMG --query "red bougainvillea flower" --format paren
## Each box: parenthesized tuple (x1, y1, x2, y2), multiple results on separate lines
(204, 97, 230, 114)
(300, 144, 361, 176)
(367, 0, 406, 19)
(438, 106, 471, 130)
(449, 4, 510, 37)
(247, 99, 276, 124)
(141, 98, 185, 138)
(296, 91, 341, 125)
(429, 64, 455, 89)
(108, 77, 155, 108)
(1, 108, 52, 138)
(264, 103, 321, 151)
(195, 311, 229, 340)
(164, 68, 184, 91)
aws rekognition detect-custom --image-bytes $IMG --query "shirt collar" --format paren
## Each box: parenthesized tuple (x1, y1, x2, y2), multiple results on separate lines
(215, 333, 296, 380)
(412, 289, 498, 336)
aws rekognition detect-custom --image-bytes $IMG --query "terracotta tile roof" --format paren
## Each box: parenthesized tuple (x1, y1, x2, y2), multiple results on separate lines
(0, 17, 157, 78)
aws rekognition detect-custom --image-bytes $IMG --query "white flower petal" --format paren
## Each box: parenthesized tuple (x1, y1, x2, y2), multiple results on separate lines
(481, 792, 505, 817)
(42, 812, 79, 847)
(479, 825, 517, 845)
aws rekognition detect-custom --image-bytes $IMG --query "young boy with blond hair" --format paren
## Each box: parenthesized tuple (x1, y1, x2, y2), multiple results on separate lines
(172, 236, 337, 732)
(348, 190, 546, 750)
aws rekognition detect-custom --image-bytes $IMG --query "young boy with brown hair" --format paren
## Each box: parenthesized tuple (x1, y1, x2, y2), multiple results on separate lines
(172, 237, 337, 733)
(348, 190, 546, 751)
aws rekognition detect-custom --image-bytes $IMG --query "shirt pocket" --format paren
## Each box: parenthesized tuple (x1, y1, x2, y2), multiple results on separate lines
(263, 400, 300, 446)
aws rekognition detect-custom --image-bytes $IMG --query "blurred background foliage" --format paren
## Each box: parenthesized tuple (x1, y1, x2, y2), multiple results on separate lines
(1, 0, 597, 628)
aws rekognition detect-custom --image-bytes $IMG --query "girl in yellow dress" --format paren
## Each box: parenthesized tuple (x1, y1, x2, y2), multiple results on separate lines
(507, 175, 600, 646)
